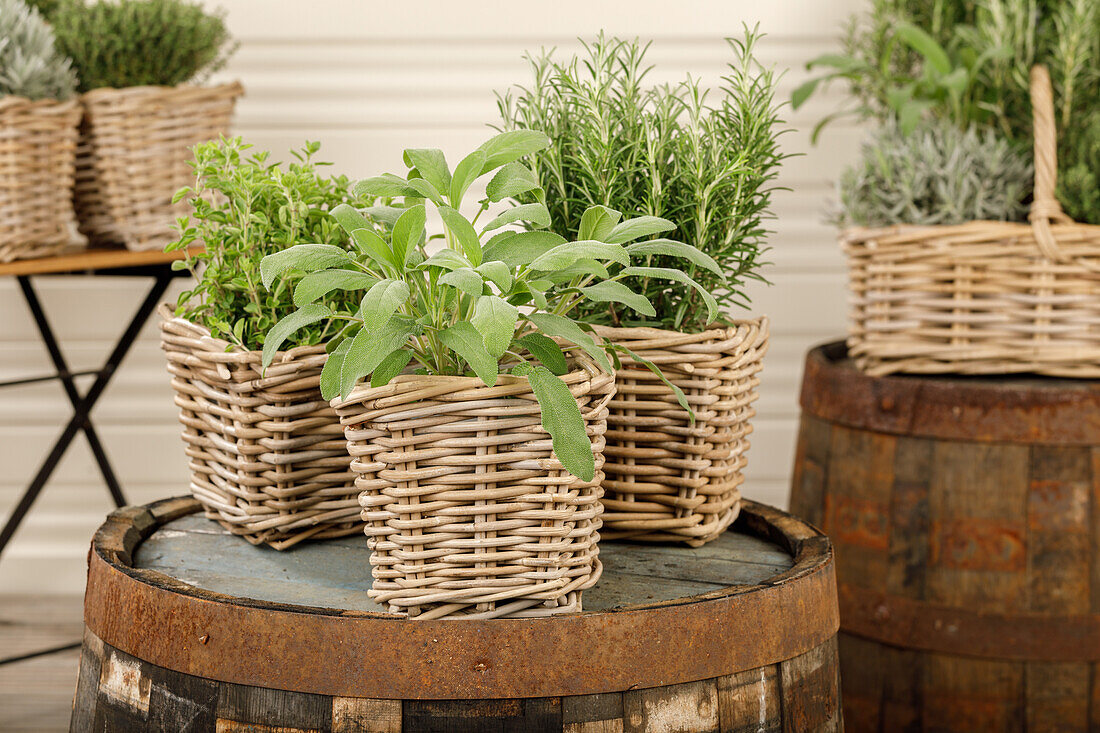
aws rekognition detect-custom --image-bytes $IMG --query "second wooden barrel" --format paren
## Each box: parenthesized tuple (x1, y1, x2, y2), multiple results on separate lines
(71, 496, 841, 732)
(790, 341, 1100, 732)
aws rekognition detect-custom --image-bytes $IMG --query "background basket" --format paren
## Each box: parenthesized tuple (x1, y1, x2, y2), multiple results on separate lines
(845, 66, 1100, 377)
(159, 305, 359, 550)
(0, 96, 85, 262)
(75, 82, 242, 251)
(593, 320, 768, 547)
(334, 358, 615, 620)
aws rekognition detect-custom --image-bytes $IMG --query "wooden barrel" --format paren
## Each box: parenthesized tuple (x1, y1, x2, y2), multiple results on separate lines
(790, 341, 1100, 732)
(70, 496, 840, 732)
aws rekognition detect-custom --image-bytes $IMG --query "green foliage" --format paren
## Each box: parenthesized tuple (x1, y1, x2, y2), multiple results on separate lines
(168, 137, 369, 352)
(795, 0, 1100, 223)
(49, 0, 235, 91)
(0, 0, 77, 100)
(495, 27, 788, 331)
(838, 118, 1032, 227)
(261, 132, 711, 480)
(21, 0, 60, 20)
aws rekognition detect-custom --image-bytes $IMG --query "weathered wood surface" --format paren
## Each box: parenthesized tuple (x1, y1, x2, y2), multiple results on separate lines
(791, 342, 1100, 732)
(70, 496, 842, 732)
(0, 245, 201, 277)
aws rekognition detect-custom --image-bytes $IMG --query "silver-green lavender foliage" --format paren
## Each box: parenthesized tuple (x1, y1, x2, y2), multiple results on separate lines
(0, 0, 77, 100)
(839, 118, 1032, 227)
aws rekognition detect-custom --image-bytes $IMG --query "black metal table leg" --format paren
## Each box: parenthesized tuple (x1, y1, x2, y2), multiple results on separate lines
(0, 271, 173, 559)
(16, 276, 124, 506)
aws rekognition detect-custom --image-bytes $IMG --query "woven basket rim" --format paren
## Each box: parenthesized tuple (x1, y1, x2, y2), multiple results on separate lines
(842, 220, 1100, 242)
(157, 303, 328, 364)
(0, 95, 81, 113)
(80, 80, 244, 101)
(591, 317, 768, 341)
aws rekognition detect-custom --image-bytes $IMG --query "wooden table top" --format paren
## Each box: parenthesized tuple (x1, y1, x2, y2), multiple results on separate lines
(134, 512, 795, 613)
(0, 246, 201, 277)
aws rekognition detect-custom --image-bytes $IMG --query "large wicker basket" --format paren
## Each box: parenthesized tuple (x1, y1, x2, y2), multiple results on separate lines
(0, 96, 85, 262)
(333, 357, 615, 620)
(592, 320, 768, 547)
(845, 66, 1100, 377)
(75, 82, 242, 251)
(159, 305, 360, 550)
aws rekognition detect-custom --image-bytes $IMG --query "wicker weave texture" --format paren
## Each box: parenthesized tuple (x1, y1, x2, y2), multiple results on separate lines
(333, 360, 615, 620)
(846, 66, 1100, 377)
(75, 83, 242, 251)
(0, 96, 85, 263)
(159, 305, 359, 550)
(593, 321, 768, 546)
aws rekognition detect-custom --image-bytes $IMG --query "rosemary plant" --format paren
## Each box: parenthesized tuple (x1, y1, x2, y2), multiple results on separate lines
(168, 138, 368, 352)
(261, 132, 715, 479)
(496, 28, 788, 331)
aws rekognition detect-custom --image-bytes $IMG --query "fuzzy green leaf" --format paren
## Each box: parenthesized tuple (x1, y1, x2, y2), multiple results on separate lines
(605, 216, 676, 244)
(580, 280, 656, 317)
(359, 279, 411, 326)
(319, 338, 352, 401)
(541, 259, 610, 285)
(439, 322, 499, 386)
(472, 295, 519, 358)
(527, 366, 594, 481)
(485, 162, 541, 202)
(405, 176, 445, 206)
(475, 261, 513, 291)
(482, 203, 551, 232)
(529, 240, 629, 271)
(402, 149, 451, 193)
(612, 343, 693, 421)
(895, 23, 950, 75)
(790, 77, 821, 110)
(370, 348, 413, 388)
(391, 204, 426, 266)
(578, 205, 622, 242)
(625, 239, 725, 278)
(439, 267, 485, 296)
(481, 230, 566, 267)
(339, 316, 416, 398)
(349, 228, 395, 270)
(450, 149, 487, 206)
(420, 249, 471, 271)
(354, 174, 418, 198)
(261, 304, 332, 369)
(477, 129, 551, 173)
(362, 205, 405, 228)
(516, 333, 568, 375)
(293, 269, 378, 307)
(438, 205, 483, 266)
(260, 244, 351, 289)
(622, 266, 718, 323)
(526, 313, 612, 374)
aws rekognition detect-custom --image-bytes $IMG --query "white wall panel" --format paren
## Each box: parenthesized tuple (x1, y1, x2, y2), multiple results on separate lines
(0, 0, 862, 592)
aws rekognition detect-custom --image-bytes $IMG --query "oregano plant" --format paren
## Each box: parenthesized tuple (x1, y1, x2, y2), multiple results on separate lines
(260, 131, 718, 480)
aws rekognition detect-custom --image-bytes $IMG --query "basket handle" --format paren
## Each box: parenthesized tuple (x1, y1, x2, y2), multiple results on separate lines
(1028, 65, 1076, 262)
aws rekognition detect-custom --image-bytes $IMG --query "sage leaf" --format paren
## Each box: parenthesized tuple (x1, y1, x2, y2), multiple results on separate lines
(439, 205, 483, 266)
(262, 303, 333, 369)
(626, 239, 725, 278)
(578, 205, 621, 241)
(471, 295, 519, 358)
(612, 343, 693, 422)
(622, 266, 719, 323)
(349, 228, 396, 270)
(486, 162, 541, 202)
(580, 280, 656, 317)
(370, 348, 413, 388)
(439, 322, 499, 386)
(402, 149, 451, 193)
(354, 173, 418, 198)
(391, 204, 426, 266)
(482, 203, 551, 232)
(527, 366, 595, 481)
(420, 249, 470, 271)
(450, 149, 487, 206)
(439, 267, 485, 296)
(529, 241, 629, 271)
(359, 279, 411, 326)
(260, 244, 350, 289)
(293, 269, 378, 307)
(339, 315, 416, 398)
(319, 338, 352, 401)
(516, 333, 568, 375)
(605, 215, 676, 244)
(481, 230, 565, 267)
(477, 129, 551, 173)
(405, 176, 445, 206)
(475, 261, 512, 291)
(527, 313, 612, 374)
(362, 204, 406, 228)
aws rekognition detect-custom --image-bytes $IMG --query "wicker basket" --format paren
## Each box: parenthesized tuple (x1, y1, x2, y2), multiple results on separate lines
(846, 66, 1100, 377)
(592, 320, 768, 547)
(159, 305, 360, 550)
(75, 82, 242, 251)
(0, 96, 85, 262)
(333, 357, 615, 620)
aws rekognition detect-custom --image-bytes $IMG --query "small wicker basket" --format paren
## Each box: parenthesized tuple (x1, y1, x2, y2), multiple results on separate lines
(75, 82, 242, 251)
(159, 305, 360, 550)
(0, 96, 85, 262)
(593, 320, 768, 547)
(845, 66, 1100, 377)
(333, 357, 615, 620)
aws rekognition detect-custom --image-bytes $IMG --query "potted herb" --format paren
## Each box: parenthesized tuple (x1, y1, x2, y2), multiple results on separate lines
(495, 30, 785, 546)
(261, 130, 715, 618)
(159, 137, 370, 550)
(0, 0, 82, 262)
(793, 2, 1100, 377)
(46, 0, 240, 251)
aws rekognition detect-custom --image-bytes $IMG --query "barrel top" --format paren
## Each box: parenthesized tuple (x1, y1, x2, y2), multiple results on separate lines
(802, 341, 1100, 444)
(84, 496, 837, 700)
(134, 514, 793, 613)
